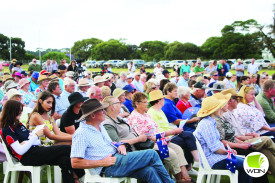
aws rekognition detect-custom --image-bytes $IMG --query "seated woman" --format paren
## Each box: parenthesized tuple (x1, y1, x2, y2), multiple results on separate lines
(122, 85, 136, 113)
(112, 88, 130, 119)
(128, 92, 195, 183)
(34, 75, 51, 98)
(147, 90, 199, 172)
(235, 85, 275, 141)
(0, 100, 83, 183)
(19, 78, 37, 108)
(162, 83, 200, 131)
(176, 86, 192, 114)
(213, 93, 275, 177)
(194, 94, 252, 183)
(27, 91, 72, 146)
(102, 96, 148, 147)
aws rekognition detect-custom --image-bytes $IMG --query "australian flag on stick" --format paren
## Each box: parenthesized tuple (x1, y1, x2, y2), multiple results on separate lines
(156, 132, 169, 159)
(226, 144, 238, 173)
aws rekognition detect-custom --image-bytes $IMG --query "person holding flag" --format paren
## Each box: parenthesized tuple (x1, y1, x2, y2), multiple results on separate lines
(194, 94, 252, 183)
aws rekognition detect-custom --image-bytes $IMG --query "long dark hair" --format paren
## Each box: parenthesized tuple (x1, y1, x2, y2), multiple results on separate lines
(31, 91, 56, 117)
(0, 100, 23, 128)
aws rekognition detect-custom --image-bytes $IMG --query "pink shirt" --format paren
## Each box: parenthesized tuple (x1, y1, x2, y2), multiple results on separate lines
(128, 110, 159, 137)
(176, 99, 192, 114)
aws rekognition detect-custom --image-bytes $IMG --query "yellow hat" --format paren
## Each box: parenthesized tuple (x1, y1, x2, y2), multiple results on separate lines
(197, 93, 231, 117)
(148, 90, 164, 102)
(37, 75, 51, 84)
(113, 88, 126, 98)
(221, 88, 242, 98)
(238, 85, 254, 104)
(212, 93, 231, 109)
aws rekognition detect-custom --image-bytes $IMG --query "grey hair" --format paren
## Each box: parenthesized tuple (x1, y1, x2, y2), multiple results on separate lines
(120, 71, 127, 77)
(177, 86, 192, 99)
(87, 86, 98, 97)
(63, 78, 75, 86)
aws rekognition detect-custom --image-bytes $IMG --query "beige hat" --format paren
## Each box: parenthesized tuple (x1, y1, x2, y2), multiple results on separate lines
(237, 58, 243, 63)
(66, 71, 74, 77)
(148, 90, 164, 102)
(7, 88, 23, 100)
(93, 76, 106, 84)
(197, 93, 231, 117)
(78, 78, 90, 87)
(103, 73, 113, 81)
(113, 88, 126, 98)
(37, 75, 51, 84)
(19, 78, 31, 88)
(221, 88, 243, 98)
(171, 72, 178, 77)
(11, 59, 17, 64)
(3, 75, 15, 82)
(49, 74, 59, 81)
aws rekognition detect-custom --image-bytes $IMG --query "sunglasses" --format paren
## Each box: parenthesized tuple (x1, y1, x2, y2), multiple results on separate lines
(152, 87, 156, 90)
(198, 63, 201, 65)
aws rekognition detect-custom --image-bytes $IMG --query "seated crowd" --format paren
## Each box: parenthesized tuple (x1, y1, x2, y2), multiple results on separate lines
(0, 58, 275, 183)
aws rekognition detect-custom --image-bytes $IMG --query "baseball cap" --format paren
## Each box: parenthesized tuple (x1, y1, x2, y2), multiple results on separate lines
(226, 72, 233, 78)
(31, 71, 39, 79)
(162, 70, 170, 75)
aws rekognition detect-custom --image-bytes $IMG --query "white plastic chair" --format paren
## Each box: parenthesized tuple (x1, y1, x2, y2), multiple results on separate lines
(195, 138, 238, 183)
(54, 166, 62, 183)
(84, 169, 137, 183)
(0, 136, 52, 183)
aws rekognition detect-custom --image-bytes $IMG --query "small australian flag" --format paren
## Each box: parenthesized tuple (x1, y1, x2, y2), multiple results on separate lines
(226, 144, 238, 173)
(156, 132, 169, 159)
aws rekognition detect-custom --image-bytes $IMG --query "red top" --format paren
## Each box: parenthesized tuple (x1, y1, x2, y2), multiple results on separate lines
(176, 99, 192, 114)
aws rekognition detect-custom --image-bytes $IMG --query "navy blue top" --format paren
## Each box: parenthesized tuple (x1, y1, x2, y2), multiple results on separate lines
(162, 98, 182, 123)
(123, 98, 134, 113)
(217, 64, 229, 77)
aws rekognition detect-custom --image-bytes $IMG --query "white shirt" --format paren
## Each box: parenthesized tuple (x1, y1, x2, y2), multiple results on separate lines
(116, 79, 127, 88)
(153, 67, 163, 76)
(127, 63, 136, 74)
(170, 77, 177, 84)
(223, 78, 236, 89)
(132, 79, 144, 92)
(247, 63, 259, 74)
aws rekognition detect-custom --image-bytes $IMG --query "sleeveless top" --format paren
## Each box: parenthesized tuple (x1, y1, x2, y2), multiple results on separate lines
(29, 113, 55, 147)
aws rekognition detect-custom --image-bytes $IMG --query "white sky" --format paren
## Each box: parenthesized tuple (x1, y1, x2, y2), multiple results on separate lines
(1, 0, 274, 51)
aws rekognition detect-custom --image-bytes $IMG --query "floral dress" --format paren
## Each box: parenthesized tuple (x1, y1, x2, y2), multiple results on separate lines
(34, 87, 44, 98)
(234, 103, 269, 135)
(29, 114, 55, 146)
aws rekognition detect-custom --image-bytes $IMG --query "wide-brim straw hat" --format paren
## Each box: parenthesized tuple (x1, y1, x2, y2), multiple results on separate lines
(78, 78, 90, 87)
(197, 93, 231, 117)
(103, 73, 113, 81)
(237, 58, 243, 63)
(49, 74, 59, 81)
(79, 99, 109, 120)
(94, 76, 106, 84)
(37, 75, 51, 84)
(212, 93, 231, 109)
(19, 78, 31, 88)
(148, 90, 164, 102)
(7, 88, 23, 100)
(113, 88, 126, 98)
(3, 75, 15, 82)
(221, 88, 242, 98)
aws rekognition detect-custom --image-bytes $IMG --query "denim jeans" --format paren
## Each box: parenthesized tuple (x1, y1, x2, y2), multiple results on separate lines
(212, 157, 252, 183)
(104, 149, 174, 183)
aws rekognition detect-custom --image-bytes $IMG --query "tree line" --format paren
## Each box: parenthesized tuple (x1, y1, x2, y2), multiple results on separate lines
(0, 18, 274, 62)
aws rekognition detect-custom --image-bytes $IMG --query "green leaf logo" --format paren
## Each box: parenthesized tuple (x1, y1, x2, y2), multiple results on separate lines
(247, 154, 265, 168)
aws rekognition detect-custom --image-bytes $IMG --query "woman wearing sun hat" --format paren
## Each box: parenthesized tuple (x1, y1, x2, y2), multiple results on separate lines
(34, 75, 51, 98)
(194, 94, 252, 183)
(19, 78, 37, 108)
(113, 88, 130, 119)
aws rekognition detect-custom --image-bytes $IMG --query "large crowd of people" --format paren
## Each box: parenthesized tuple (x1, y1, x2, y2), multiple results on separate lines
(0, 58, 275, 183)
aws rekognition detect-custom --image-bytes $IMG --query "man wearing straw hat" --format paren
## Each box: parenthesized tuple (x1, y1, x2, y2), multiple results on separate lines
(194, 93, 252, 183)
(77, 78, 91, 97)
(71, 98, 174, 183)
(9, 59, 17, 73)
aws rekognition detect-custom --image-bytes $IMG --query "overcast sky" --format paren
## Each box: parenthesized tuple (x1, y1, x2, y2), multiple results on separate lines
(1, 0, 274, 51)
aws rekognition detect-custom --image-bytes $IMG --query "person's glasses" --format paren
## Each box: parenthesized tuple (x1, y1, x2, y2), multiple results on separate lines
(214, 74, 218, 76)
(198, 63, 201, 65)
(232, 98, 239, 102)
(152, 87, 156, 90)
(113, 102, 121, 105)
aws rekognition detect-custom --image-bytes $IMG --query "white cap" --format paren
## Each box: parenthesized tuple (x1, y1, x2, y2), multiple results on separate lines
(127, 74, 134, 79)
(226, 72, 233, 78)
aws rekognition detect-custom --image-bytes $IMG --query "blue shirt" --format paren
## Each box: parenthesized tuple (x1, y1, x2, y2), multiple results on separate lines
(193, 116, 227, 168)
(162, 98, 182, 123)
(54, 94, 68, 115)
(28, 78, 39, 93)
(177, 77, 189, 87)
(217, 64, 228, 77)
(132, 79, 144, 92)
(71, 122, 117, 175)
(123, 98, 134, 113)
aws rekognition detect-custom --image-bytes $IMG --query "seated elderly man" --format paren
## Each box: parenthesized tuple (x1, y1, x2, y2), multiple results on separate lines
(256, 80, 275, 125)
(116, 71, 128, 89)
(71, 99, 174, 183)
(87, 86, 103, 101)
